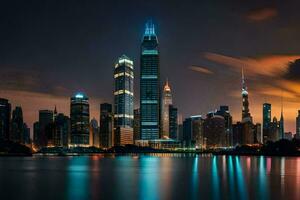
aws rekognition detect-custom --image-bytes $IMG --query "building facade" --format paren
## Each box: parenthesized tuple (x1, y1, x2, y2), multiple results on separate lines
(161, 79, 172, 138)
(169, 105, 178, 139)
(0, 98, 11, 141)
(11, 106, 24, 143)
(100, 103, 113, 148)
(70, 93, 90, 147)
(140, 21, 160, 140)
(114, 55, 134, 145)
(263, 103, 271, 143)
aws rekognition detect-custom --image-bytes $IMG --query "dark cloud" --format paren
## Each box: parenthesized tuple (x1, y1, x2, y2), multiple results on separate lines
(284, 59, 300, 81)
(246, 7, 278, 22)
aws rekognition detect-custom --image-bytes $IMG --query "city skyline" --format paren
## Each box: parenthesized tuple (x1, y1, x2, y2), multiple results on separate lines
(2, 1, 300, 134)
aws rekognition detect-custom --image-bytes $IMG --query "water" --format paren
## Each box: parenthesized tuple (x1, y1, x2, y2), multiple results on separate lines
(0, 154, 300, 200)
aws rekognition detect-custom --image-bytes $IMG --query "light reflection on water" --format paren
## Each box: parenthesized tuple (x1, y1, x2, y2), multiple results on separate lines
(0, 154, 300, 200)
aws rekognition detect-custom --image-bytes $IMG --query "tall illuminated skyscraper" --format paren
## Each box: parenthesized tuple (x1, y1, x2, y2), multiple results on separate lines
(263, 103, 271, 143)
(241, 68, 252, 123)
(70, 92, 90, 147)
(161, 79, 172, 138)
(140, 21, 160, 140)
(114, 55, 134, 128)
(296, 110, 300, 138)
(114, 55, 134, 145)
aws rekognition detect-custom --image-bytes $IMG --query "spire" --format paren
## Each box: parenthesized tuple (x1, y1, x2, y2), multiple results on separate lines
(144, 20, 156, 36)
(54, 105, 57, 114)
(164, 78, 171, 92)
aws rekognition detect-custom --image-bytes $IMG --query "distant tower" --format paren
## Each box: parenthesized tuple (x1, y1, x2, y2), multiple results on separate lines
(70, 92, 90, 147)
(241, 67, 252, 123)
(296, 110, 300, 138)
(161, 79, 173, 138)
(140, 20, 160, 140)
(100, 103, 113, 148)
(263, 103, 271, 143)
(11, 106, 24, 143)
(279, 95, 284, 139)
(0, 98, 11, 141)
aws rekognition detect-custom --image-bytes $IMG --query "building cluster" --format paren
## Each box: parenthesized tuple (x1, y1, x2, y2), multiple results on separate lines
(1, 21, 300, 150)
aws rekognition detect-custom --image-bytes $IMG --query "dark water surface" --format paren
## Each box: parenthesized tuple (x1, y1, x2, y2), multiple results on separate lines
(0, 154, 299, 200)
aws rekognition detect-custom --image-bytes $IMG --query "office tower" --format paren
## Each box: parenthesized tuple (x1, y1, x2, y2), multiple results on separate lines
(183, 115, 203, 148)
(23, 123, 30, 145)
(296, 110, 300, 139)
(161, 79, 172, 138)
(254, 123, 262, 143)
(38, 110, 54, 147)
(0, 98, 11, 140)
(263, 103, 271, 143)
(33, 121, 40, 147)
(215, 106, 233, 146)
(100, 103, 113, 148)
(241, 68, 252, 123)
(232, 122, 243, 146)
(169, 105, 178, 139)
(203, 113, 226, 148)
(279, 104, 284, 140)
(114, 55, 134, 145)
(90, 118, 99, 147)
(133, 108, 140, 140)
(54, 113, 70, 147)
(70, 93, 90, 147)
(269, 117, 280, 142)
(140, 21, 160, 140)
(11, 106, 24, 143)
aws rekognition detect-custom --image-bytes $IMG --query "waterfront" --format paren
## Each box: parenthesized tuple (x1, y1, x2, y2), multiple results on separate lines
(0, 154, 300, 200)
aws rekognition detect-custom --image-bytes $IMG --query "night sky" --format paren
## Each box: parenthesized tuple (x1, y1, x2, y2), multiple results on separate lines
(1, 0, 300, 134)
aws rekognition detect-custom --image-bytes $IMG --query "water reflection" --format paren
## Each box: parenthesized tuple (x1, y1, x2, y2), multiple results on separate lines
(212, 156, 220, 200)
(67, 157, 90, 200)
(1, 155, 300, 200)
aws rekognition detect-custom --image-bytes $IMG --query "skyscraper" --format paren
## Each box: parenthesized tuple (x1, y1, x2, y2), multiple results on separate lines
(161, 79, 172, 138)
(263, 103, 271, 143)
(140, 21, 160, 140)
(0, 98, 11, 141)
(279, 102, 284, 140)
(54, 113, 70, 147)
(114, 55, 134, 128)
(169, 105, 178, 139)
(241, 68, 252, 123)
(114, 55, 134, 145)
(38, 110, 54, 147)
(133, 108, 140, 140)
(183, 115, 203, 148)
(296, 110, 300, 139)
(11, 106, 24, 143)
(70, 93, 90, 147)
(100, 103, 113, 148)
(90, 118, 99, 147)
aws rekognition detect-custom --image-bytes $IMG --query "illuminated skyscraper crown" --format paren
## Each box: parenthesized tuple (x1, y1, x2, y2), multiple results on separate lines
(144, 20, 156, 36)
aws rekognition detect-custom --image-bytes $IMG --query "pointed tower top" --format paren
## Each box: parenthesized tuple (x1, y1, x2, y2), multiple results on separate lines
(241, 66, 248, 95)
(144, 20, 156, 36)
(164, 78, 171, 92)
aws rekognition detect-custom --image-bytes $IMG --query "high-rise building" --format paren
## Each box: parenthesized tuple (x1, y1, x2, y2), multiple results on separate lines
(33, 121, 40, 147)
(203, 112, 226, 148)
(70, 93, 90, 147)
(54, 113, 70, 147)
(241, 68, 252, 123)
(215, 106, 233, 146)
(296, 110, 300, 139)
(114, 55, 134, 145)
(0, 98, 11, 141)
(133, 108, 140, 140)
(11, 106, 24, 143)
(38, 110, 54, 147)
(161, 79, 172, 138)
(23, 123, 30, 145)
(183, 115, 203, 148)
(90, 118, 99, 147)
(100, 103, 113, 148)
(279, 104, 284, 140)
(169, 105, 178, 139)
(114, 55, 134, 127)
(140, 21, 160, 140)
(263, 103, 271, 143)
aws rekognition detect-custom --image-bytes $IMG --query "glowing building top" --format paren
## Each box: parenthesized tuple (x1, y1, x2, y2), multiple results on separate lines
(241, 67, 252, 123)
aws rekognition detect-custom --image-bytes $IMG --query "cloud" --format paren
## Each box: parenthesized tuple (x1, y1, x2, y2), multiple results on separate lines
(189, 65, 214, 74)
(246, 7, 278, 22)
